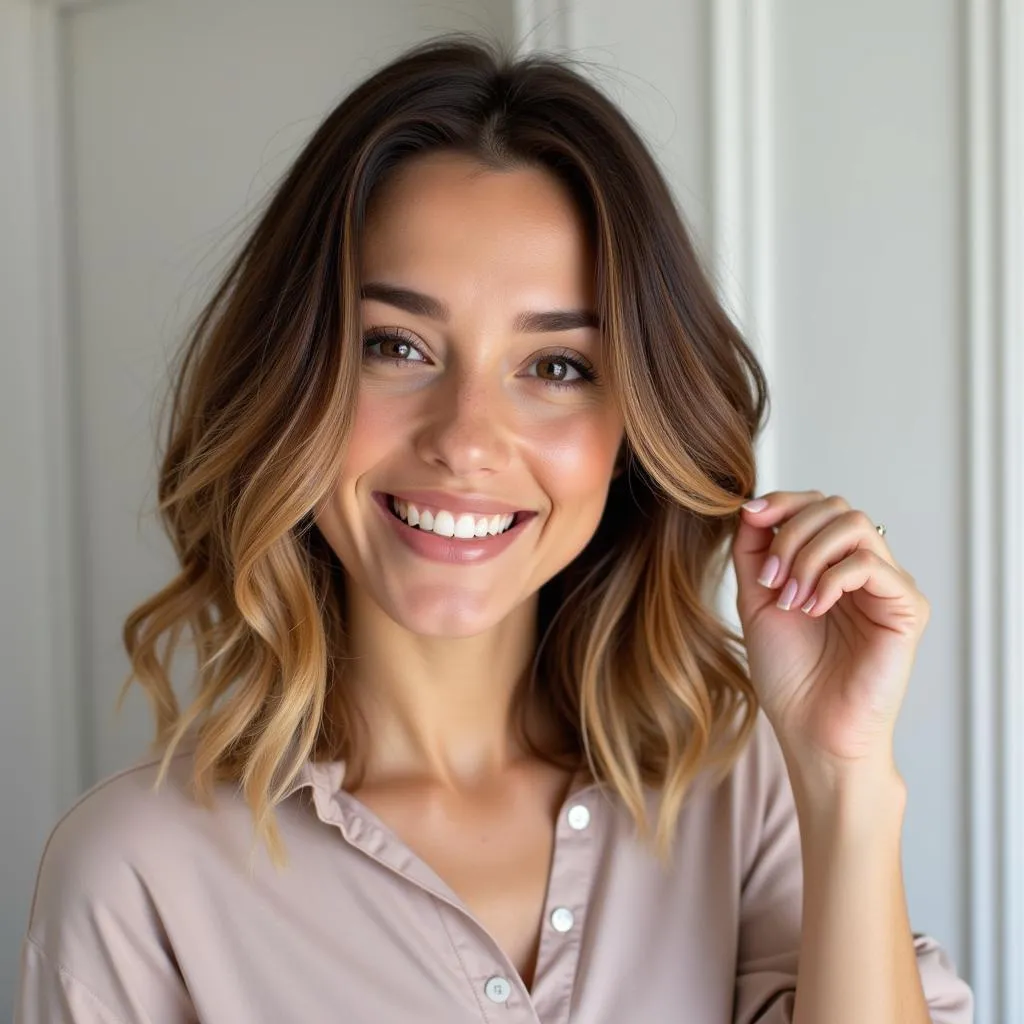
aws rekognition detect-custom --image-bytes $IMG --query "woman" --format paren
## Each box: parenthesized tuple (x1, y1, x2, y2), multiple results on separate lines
(18, 34, 972, 1023)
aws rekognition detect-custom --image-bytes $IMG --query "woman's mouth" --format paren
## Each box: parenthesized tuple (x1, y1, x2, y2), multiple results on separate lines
(371, 491, 537, 565)
(385, 493, 521, 538)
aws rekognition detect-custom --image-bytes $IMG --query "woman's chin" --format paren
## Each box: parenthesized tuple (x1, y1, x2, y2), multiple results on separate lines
(381, 590, 517, 640)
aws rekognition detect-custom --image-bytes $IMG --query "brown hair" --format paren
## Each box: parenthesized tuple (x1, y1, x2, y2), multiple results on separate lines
(121, 32, 769, 867)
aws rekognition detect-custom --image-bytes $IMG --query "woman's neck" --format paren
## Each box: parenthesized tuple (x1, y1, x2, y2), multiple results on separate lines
(344, 588, 556, 790)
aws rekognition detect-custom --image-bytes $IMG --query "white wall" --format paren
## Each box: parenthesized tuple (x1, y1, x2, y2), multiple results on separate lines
(3, 0, 1022, 1019)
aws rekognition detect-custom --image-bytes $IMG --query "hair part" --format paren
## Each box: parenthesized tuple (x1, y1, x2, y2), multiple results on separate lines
(121, 32, 769, 869)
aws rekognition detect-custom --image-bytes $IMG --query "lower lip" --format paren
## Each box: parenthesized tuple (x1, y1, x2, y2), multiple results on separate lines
(372, 493, 536, 564)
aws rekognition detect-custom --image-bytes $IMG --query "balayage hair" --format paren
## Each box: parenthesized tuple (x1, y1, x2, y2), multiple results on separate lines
(121, 33, 769, 868)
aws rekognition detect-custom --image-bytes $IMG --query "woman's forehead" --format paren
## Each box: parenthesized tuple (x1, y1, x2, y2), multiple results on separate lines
(364, 154, 590, 257)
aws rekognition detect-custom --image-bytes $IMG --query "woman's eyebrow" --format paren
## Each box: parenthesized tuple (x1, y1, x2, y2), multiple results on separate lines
(360, 282, 600, 333)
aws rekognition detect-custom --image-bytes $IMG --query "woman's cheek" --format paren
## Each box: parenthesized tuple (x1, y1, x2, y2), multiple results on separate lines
(343, 390, 409, 473)
(527, 412, 621, 496)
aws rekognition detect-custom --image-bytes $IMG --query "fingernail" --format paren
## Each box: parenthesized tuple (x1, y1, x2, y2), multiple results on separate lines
(776, 578, 799, 610)
(743, 498, 769, 513)
(801, 596, 817, 614)
(758, 555, 781, 587)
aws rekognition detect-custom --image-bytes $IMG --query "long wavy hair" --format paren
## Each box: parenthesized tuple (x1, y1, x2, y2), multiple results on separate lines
(121, 33, 769, 868)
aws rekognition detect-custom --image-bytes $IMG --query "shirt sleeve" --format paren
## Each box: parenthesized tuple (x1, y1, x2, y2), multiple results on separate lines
(17, 938, 128, 1024)
(732, 717, 974, 1024)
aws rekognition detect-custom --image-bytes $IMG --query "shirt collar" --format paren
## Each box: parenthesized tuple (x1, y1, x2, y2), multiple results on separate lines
(283, 757, 601, 804)
(282, 756, 347, 801)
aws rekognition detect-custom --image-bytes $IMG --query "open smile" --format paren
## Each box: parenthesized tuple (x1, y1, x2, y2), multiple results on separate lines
(372, 492, 538, 564)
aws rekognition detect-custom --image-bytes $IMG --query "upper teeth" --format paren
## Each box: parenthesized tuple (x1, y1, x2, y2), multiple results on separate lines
(391, 498, 516, 538)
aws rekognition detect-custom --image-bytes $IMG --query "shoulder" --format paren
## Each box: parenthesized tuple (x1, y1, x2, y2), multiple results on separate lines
(25, 745, 247, 956)
(19, 748, 233, 1019)
(32, 747, 199, 883)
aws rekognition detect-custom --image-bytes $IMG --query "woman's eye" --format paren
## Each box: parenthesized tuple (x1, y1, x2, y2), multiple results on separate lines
(363, 329, 427, 363)
(528, 351, 599, 389)
(531, 355, 584, 384)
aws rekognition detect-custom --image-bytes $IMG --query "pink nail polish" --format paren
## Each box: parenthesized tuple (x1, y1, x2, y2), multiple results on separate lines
(743, 498, 769, 513)
(758, 555, 780, 587)
(776, 579, 799, 610)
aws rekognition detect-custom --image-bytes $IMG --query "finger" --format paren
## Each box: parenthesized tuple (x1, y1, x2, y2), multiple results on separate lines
(800, 549, 930, 635)
(737, 489, 827, 539)
(771, 508, 895, 611)
(733, 490, 828, 583)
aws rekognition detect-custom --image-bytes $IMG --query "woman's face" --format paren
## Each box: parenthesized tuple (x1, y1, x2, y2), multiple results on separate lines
(316, 150, 624, 637)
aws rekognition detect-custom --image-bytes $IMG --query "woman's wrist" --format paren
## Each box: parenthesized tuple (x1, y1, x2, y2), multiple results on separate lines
(781, 742, 907, 844)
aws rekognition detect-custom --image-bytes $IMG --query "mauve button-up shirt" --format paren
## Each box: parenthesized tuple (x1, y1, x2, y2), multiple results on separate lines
(17, 716, 973, 1023)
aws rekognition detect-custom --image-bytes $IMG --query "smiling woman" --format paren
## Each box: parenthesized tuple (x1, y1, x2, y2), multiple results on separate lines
(17, 32, 972, 1024)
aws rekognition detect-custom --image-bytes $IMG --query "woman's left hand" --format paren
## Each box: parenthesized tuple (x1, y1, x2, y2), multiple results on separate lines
(731, 490, 928, 771)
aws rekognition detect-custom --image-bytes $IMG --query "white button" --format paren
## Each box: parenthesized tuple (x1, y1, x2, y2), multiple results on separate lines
(567, 804, 591, 830)
(550, 906, 575, 933)
(484, 976, 511, 1003)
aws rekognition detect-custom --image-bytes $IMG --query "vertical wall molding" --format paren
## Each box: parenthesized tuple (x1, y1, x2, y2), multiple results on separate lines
(513, 0, 569, 54)
(999, 3, 1023, 1017)
(966, 0, 1023, 1020)
(707, 1, 777, 629)
(709, 0, 778, 494)
(33, 2, 86, 810)
(26, 0, 134, 801)
(965, 0, 999, 1010)
(3, 1, 86, 817)
(997, 0, 1023, 1016)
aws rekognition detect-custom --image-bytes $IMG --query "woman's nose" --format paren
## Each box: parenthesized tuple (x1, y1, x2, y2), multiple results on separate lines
(412, 373, 514, 476)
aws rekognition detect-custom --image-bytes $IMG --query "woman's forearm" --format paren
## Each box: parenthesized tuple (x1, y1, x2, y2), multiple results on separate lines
(787, 757, 931, 1024)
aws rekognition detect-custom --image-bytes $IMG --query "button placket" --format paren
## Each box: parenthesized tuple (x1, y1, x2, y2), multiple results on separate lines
(528, 790, 600, 1024)
(332, 780, 601, 1023)
(335, 798, 539, 1018)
